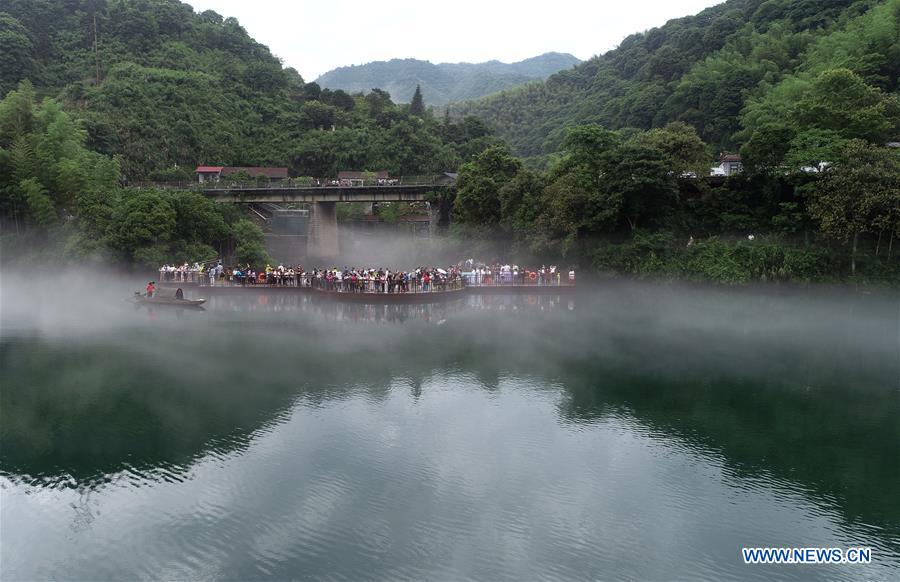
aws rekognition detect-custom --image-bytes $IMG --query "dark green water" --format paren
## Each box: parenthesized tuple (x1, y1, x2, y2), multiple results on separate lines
(2, 280, 899, 580)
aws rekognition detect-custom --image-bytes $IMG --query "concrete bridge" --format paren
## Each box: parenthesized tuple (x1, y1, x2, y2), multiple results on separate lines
(140, 176, 456, 257)
(201, 183, 442, 204)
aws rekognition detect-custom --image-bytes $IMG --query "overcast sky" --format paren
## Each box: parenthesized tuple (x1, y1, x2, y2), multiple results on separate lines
(186, 0, 722, 80)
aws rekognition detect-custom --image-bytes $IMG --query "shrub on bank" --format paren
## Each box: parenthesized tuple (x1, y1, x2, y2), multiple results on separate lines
(589, 234, 896, 285)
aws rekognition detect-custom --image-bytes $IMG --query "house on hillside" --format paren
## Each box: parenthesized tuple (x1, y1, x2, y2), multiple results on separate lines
(710, 154, 743, 177)
(196, 166, 224, 182)
(336, 170, 391, 186)
(195, 166, 289, 183)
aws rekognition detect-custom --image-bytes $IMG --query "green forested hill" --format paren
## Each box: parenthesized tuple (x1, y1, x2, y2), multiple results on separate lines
(0, 0, 502, 267)
(1, 0, 304, 178)
(1, 0, 898, 283)
(315, 53, 581, 107)
(452, 0, 900, 160)
(0, 0, 496, 180)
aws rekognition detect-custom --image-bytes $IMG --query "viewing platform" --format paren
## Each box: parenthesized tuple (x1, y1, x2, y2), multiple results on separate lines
(186, 279, 574, 303)
(311, 286, 467, 304)
(160, 268, 576, 304)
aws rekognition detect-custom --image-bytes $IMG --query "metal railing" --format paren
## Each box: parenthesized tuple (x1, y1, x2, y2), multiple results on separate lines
(310, 277, 465, 294)
(463, 272, 575, 286)
(195, 272, 464, 294)
(158, 270, 202, 284)
(162, 269, 575, 288)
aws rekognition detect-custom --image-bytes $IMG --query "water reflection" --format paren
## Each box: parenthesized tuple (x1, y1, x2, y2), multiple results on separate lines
(203, 292, 572, 321)
(1, 282, 898, 579)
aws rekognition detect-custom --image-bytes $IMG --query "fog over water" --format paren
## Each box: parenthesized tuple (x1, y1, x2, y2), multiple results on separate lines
(1, 267, 898, 580)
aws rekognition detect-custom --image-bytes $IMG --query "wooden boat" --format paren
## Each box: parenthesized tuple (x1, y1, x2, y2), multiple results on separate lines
(133, 293, 206, 307)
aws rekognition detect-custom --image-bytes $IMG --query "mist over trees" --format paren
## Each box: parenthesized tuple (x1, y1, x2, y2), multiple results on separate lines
(451, 116, 899, 283)
(0, 0, 898, 284)
(0, 81, 269, 266)
(314, 53, 582, 107)
(444, 0, 900, 283)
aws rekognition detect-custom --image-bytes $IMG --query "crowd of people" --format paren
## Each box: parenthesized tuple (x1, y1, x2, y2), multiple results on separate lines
(460, 260, 574, 286)
(158, 263, 465, 293)
(310, 266, 463, 293)
(158, 260, 575, 293)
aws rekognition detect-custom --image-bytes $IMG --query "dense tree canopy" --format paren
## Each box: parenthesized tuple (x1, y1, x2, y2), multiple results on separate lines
(410, 84, 425, 116)
(805, 140, 900, 273)
(452, 0, 900, 163)
(0, 0, 495, 181)
(0, 80, 264, 267)
(1, 0, 897, 285)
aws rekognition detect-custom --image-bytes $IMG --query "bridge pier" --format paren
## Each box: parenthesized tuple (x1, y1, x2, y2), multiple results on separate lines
(428, 201, 441, 234)
(308, 202, 339, 258)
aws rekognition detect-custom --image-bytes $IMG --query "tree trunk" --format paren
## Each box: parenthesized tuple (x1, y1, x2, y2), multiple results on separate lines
(851, 231, 858, 276)
(875, 230, 882, 256)
(93, 13, 101, 85)
(889, 229, 894, 259)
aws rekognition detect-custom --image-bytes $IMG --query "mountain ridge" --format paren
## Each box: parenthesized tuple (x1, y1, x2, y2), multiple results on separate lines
(315, 52, 580, 106)
(450, 0, 900, 161)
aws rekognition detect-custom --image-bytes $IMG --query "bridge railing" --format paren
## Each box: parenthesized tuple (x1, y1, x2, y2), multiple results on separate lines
(125, 175, 450, 191)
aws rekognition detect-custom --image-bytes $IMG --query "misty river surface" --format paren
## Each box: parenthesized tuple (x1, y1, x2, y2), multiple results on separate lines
(1, 279, 899, 581)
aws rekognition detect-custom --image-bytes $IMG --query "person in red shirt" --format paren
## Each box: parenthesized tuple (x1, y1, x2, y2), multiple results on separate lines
(146, 281, 155, 297)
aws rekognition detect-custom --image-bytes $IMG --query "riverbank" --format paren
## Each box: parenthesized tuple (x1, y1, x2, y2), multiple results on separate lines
(587, 234, 899, 287)
(3, 228, 896, 289)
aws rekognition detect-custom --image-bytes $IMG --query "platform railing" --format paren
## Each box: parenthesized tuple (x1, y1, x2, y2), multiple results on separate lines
(192, 272, 465, 293)
(158, 270, 202, 284)
(310, 277, 465, 294)
(463, 272, 575, 286)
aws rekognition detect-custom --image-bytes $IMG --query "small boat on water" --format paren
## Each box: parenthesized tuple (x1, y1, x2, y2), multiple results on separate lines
(133, 293, 206, 308)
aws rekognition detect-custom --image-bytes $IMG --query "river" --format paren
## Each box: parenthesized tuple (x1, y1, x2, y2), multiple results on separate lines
(1, 278, 898, 580)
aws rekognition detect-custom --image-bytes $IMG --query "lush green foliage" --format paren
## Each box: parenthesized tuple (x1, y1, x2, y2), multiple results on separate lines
(315, 53, 580, 107)
(1, 0, 497, 180)
(0, 0, 499, 269)
(0, 81, 118, 231)
(410, 85, 425, 117)
(446, 0, 899, 284)
(2, 0, 897, 285)
(452, 0, 900, 163)
(452, 119, 900, 284)
(0, 81, 265, 267)
(232, 218, 272, 267)
(590, 233, 897, 285)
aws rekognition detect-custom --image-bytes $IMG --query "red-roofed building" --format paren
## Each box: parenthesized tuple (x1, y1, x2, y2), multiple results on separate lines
(195, 166, 289, 183)
(196, 166, 224, 183)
